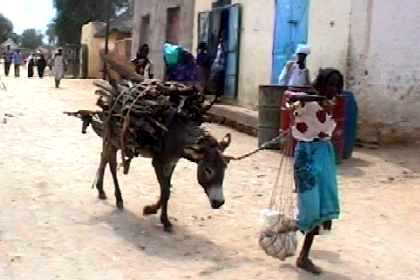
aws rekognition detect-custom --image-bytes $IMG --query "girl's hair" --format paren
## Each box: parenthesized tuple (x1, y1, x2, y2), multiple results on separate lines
(313, 68, 344, 93)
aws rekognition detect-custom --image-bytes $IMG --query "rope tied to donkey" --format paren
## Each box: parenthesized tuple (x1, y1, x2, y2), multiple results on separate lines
(226, 134, 284, 161)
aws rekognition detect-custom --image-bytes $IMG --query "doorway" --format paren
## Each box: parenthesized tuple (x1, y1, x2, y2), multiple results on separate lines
(197, 4, 241, 99)
(271, 0, 309, 83)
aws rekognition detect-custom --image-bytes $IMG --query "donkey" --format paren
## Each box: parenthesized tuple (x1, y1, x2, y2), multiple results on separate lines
(89, 112, 231, 232)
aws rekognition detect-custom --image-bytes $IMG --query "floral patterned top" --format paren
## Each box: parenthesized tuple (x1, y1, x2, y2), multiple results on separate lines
(287, 92, 336, 142)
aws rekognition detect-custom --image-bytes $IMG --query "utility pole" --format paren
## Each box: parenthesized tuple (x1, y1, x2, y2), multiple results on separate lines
(102, 0, 112, 80)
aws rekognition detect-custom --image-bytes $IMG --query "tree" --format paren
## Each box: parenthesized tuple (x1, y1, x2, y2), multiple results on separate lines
(0, 13, 13, 44)
(46, 23, 57, 46)
(9, 33, 22, 45)
(52, 0, 129, 44)
(21, 29, 44, 50)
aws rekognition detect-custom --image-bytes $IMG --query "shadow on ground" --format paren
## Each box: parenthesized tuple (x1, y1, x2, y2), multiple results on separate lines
(88, 206, 251, 267)
(280, 263, 352, 280)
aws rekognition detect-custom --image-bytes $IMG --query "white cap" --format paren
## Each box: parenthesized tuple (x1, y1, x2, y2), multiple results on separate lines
(295, 44, 311, 55)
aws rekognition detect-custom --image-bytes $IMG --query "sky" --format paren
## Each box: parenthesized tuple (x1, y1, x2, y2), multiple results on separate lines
(1, 0, 56, 35)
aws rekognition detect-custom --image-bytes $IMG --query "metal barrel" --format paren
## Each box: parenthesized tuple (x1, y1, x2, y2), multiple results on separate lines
(258, 85, 287, 149)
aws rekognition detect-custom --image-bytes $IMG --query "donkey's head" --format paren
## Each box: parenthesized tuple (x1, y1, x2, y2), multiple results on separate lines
(184, 133, 231, 209)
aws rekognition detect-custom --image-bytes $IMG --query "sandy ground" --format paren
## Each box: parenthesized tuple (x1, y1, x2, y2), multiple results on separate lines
(0, 76, 420, 280)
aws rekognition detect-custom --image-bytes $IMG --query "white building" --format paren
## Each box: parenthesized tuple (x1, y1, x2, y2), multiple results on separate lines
(309, 0, 420, 143)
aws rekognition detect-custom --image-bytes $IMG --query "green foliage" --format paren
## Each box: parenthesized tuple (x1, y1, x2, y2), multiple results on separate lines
(0, 13, 13, 44)
(46, 22, 57, 45)
(9, 33, 21, 45)
(21, 29, 44, 50)
(52, 0, 129, 44)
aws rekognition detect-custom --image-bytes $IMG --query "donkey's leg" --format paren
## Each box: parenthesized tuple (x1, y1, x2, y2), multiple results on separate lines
(108, 146, 124, 209)
(143, 198, 161, 216)
(151, 159, 177, 232)
(96, 150, 108, 200)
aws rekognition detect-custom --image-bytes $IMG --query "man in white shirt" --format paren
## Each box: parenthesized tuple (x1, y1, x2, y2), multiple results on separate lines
(278, 44, 311, 87)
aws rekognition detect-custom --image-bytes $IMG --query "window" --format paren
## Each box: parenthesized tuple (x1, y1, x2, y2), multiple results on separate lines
(166, 7, 181, 44)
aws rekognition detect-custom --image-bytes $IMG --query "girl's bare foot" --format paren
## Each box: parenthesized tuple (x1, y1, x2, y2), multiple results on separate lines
(297, 257, 322, 275)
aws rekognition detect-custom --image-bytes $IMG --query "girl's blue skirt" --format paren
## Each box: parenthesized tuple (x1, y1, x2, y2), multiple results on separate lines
(294, 140, 340, 233)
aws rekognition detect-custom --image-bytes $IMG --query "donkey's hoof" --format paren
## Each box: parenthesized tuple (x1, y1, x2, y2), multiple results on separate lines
(143, 205, 158, 216)
(98, 192, 107, 200)
(116, 200, 124, 210)
(161, 218, 173, 233)
(163, 223, 173, 233)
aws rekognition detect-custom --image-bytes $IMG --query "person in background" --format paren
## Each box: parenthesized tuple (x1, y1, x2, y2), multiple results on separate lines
(12, 49, 23, 78)
(165, 48, 199, 86)
(27, 53, 35, 78)
(208, 37, 226, 97)
(53, 48, 66, 88)
(131, 44, 154, 79)
(3, 45, 13, 77)
(37, 53, 47, 78)
(278, 44, 311, 87)
(196, 42, 212, 93)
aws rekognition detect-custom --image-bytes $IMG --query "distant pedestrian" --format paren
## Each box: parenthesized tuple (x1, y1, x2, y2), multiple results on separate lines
(3, 45, 13, 77)
(12, 49, 23, 78)
(27, 54, 35, 78)
(53, 48, 66, 88)
(131, 44, 154, 79)
(208, 38, 226, 96)
(37, 53, 47, 78)
(196, 42, 212, 93)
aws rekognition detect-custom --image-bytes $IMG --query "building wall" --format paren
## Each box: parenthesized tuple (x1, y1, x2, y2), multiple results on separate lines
(307, 0, 352, 79)
(81, 22, 106, 78)
(348, 0, 420, 143)
(132, 0, 196, 78)
(232, 0, 275, 109)
(81, 22, 129, 78)
(192, 0, 275, 109)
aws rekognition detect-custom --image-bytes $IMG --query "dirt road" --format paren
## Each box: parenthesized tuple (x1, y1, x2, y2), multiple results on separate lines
(1, 76, 420, 280)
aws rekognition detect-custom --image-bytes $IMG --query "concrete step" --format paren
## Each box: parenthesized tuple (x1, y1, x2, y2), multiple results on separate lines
(208, 105, 258, 136)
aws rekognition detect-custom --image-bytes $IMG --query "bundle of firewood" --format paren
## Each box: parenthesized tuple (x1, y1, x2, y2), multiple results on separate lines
(64, 54, 216, 173)
(96, 78, 211, 135)
(66, 77, 214, 172)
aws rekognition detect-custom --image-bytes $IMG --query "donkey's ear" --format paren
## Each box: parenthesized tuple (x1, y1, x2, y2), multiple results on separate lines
(219, 133, 231, 151)
(183, 147, 205, 162)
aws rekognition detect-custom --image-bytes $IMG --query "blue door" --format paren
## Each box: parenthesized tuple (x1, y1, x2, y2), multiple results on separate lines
(224, 4, 241, 98)
(271, 0, 309, 83)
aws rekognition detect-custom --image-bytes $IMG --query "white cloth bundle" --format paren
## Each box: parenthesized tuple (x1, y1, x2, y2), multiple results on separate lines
(258, 209, 298, 261)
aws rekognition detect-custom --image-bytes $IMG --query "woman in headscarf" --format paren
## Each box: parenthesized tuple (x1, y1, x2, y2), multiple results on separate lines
(37, 53, 47, 78)
(27, 53, 35, 78)
(196, 42, 212, 93)
(53, 48, 66, 88)
(131, 44, 154, 79)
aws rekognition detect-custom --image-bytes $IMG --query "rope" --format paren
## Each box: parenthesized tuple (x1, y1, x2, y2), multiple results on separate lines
(266, 134, 295, 216)
(228, 135, 282, 161)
